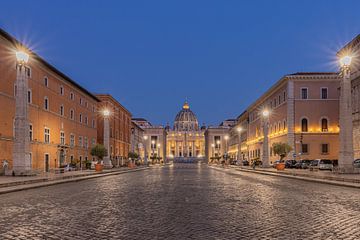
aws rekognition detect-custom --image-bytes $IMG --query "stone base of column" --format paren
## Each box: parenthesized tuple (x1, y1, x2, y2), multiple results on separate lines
(103, 157, 113, 169)
(338, 164, 359, 174)
(10, 167, 35, 176)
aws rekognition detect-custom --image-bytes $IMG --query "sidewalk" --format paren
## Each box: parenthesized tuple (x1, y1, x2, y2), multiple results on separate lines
(0, 166, 148, 194)
(209, 164, 360, 188)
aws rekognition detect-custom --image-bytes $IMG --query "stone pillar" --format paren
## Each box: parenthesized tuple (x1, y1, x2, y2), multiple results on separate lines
(339, 66, 354, 172)
(262, 117, 270, 167)
(237, 132, 242, 165)
(12, 64, 31, 175)
(103, 116, 113, 168)
(287, 80, 296, 159)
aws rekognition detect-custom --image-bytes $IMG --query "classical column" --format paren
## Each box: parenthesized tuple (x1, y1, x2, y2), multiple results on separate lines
(339, 56, 354, 172)
(237, 127, 243, 165)
(12, 51, 31, 175)
(103, 110, 113, 168)
(262, 110, 270, 167)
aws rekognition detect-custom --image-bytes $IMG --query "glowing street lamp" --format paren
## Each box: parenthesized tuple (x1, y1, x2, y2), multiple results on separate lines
(338, 54, 355, 171)
(262, 109, 270, 167)
(102, 108, 112, 168)
(143, 136, 148, 165)
(12, 49, 31, 175)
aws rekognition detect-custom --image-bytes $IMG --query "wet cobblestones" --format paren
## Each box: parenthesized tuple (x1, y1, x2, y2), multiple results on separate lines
(0, 164, 359, 239)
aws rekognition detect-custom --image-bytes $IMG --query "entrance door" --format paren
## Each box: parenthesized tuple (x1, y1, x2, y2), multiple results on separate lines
(59, 150, 65, 167)
(45, 154, 50, 172)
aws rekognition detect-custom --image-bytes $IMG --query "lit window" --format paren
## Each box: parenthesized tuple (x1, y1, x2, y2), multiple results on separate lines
(60, 131, 65, 145)
(301, 118, 308, 132)
(44, 128, 50, 143)
(321, 118, 328, 132)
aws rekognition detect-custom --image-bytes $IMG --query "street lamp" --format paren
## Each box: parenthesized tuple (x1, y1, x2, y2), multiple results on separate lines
(13, 50, 31, 175)
(237, 127, 243, 165)
(262, 109, 270, 167)
(224, 135, 229, 165)
(102, 108, 113, 168)
(338, 55, 354, 172)
(143, 135, 148, 165)
(157, 143, 161, 164)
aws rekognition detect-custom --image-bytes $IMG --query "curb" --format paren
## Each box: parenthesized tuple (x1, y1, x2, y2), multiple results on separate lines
(209, 166, 360, 189)
(0, 167, 148, 195)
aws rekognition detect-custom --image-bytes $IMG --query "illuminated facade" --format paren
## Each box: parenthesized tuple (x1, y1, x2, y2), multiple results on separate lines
(166, 102, 206, 160)
(0, 28, 99, 173)
(96, 94, 132, 166)
(229, 73, 340, 163)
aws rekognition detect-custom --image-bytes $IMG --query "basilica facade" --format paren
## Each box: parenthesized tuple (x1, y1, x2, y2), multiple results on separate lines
(166, 102, 206, 160)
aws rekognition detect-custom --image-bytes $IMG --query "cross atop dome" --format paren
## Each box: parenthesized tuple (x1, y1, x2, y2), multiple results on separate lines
(183, 100, 190, 110)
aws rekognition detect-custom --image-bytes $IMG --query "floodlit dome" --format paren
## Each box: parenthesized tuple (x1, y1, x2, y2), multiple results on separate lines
(174, 101, 199, 131)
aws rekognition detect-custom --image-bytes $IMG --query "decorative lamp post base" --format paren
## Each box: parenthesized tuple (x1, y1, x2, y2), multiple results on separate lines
(103, 157, 113, 169)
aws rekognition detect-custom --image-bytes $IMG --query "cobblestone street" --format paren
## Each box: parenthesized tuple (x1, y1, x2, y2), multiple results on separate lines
(0, 164, 359, 239)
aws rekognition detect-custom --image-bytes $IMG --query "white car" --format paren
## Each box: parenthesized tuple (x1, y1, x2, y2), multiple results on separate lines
(354, 159, 360, 168)
(319, 159, 333, 171)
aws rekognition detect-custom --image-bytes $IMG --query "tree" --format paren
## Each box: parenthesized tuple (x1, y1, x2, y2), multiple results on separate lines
(128, 151, 139, 160)
(272, 142, 293, 161)
(91, 144, 108, 164)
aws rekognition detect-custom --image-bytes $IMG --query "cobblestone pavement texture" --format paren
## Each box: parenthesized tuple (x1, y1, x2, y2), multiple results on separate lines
(0, 164, 359, 240)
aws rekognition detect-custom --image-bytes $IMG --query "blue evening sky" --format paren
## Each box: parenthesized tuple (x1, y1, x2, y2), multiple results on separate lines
(1, 0, 359, 126)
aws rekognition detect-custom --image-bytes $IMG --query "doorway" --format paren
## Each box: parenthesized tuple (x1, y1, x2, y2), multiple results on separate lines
(44, 154, 50, 172)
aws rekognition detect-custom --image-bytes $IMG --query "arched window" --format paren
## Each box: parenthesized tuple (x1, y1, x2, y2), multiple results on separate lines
(301, 118, 308, 132)
(321, 118, 328, 132)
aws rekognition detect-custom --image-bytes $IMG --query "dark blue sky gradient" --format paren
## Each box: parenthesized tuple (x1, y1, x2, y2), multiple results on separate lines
(1, 0, 360, 125)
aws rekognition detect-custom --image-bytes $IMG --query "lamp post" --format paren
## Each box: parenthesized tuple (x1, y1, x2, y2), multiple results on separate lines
(237, 127, 243, 165)
(224, 135, 229, 165)
(102, 109, 113, 168)
(262, 109, 270, 167)
(151, 140, 155, 164)
(216, 140, 221, 164)
(157, 143, 161, 164)
(338, 55, 354, 172)
(13, 50, 31, 175)
(143, 135, 148, 165)
(211, 143, 215, 163)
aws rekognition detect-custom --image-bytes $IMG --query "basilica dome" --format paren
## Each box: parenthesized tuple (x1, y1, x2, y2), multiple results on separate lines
(174, 101, 199, 131)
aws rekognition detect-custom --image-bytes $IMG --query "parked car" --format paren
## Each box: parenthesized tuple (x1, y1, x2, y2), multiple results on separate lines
(319, 159, 333, 171)
(285, 160, 297, 168)
(242, 160, 249, 166)
(295, 160, 311, 169)
(354, 159, 360, 168)
(309, 160, 320, 170)
(332, 159, 339, 167)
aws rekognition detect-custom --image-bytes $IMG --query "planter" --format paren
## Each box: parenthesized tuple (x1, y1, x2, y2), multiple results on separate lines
(95, 163, 103, 172)
(276, 162, 285, 171)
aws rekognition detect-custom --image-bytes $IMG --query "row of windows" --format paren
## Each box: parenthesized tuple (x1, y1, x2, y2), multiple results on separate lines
(270, 120, 287, 134)
(300, 118, 329, 132)
(300, 87, 328, 100)
(28, 125, 96, 147)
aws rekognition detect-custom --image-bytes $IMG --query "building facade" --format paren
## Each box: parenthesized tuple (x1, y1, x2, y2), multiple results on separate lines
(0, 28, 99, 174)
(96, 94, 132, 166)
(166, 102, 206, 161)
(205, 126, 231, 163)
(228, 73, 340, 164)
(131, 120, 145, 157)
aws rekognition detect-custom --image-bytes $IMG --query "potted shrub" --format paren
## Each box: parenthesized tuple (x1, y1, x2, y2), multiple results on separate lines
(272, 142, 292, 170)
(90, 144, 108, 172)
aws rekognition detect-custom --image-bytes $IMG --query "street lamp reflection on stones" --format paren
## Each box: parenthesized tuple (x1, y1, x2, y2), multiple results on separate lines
(13, 50, 31, 175)
(338, 55, 355, 172)
(102, 109, 113, 168)
(262, 109, 270, 167)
